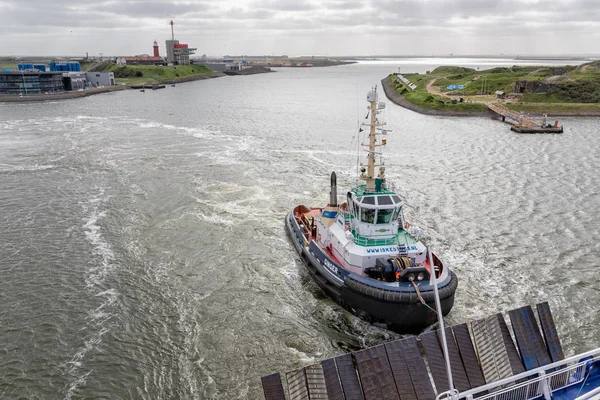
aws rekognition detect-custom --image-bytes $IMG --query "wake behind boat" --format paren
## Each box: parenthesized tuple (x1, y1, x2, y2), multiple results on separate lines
(286, 86, 458, 331)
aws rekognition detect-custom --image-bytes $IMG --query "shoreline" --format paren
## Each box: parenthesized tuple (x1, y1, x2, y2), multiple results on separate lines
(380, 77, 492, 117)
(381, 76, 600, 118)
(0, 66, 281, 103)
(0, 72, 225, 103)
(0, 86, 128, 103)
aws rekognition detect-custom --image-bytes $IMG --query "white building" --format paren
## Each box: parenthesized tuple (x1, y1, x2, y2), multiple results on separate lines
(85, 72, 115, 86)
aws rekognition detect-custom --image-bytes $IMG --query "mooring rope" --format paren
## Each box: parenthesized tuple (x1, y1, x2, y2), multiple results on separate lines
(410, 277, 437, 314)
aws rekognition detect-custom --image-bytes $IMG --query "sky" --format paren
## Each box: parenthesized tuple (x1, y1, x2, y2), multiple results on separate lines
(0, 0, 599, 57)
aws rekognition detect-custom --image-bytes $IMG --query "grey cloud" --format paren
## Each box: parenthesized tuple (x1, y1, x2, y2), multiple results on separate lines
(251, 0, 318, 11)
(95, 1, 213, 18)
(224, 7, 275, 20)
(325, 0, 367, 10)
(0, 0, 599, 55)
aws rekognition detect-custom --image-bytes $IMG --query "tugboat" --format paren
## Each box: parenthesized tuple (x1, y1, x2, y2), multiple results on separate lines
(285, 86, 458, 331)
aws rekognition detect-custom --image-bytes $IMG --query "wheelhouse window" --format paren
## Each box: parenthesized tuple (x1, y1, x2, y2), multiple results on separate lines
(361, 208, 375, 223)
(376, 209, 394, 224)
(377, 196, 393, 205)
(361, 196, 375, 205)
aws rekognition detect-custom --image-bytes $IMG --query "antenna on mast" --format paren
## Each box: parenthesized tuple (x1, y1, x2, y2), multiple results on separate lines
(360, 86, 387, 193)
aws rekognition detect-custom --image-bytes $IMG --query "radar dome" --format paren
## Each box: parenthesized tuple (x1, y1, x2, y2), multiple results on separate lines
(367, 90, 377, 103)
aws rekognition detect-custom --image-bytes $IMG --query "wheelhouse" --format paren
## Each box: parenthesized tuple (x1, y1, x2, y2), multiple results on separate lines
(346, 188, 406, 238)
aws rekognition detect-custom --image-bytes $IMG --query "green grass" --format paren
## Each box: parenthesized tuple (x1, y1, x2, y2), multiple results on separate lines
(389, 59, 600, 115)
(112, 64, 215, 84)
(506, 102, 600, 115)
(0, 62, 18, 70)
(390, 76, 487, 112)
(88, 63, 216, 84)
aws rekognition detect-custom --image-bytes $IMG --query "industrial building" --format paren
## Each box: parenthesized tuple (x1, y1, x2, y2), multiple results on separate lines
(165, 20, 196, 65)
(0, 60, 117, 95)
(85, 72, 115, 87)
(63, 72, 87, 91)
(0, 71, 65, 95)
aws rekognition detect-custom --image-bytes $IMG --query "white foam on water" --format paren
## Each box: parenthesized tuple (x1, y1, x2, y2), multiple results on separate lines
(63, 188, 119, 398)
(287, 347, 317, 364)
(192, 208, 235, 226)
(132, 119, 217, 139)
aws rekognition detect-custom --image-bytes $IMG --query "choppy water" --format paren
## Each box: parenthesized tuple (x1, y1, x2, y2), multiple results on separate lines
(1, 59, 599, 399)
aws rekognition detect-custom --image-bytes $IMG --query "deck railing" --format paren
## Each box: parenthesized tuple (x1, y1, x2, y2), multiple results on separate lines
(436, 348, 600, 400)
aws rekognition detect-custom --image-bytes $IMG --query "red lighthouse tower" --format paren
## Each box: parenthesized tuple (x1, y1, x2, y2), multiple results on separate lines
(153, 40, 160, 57)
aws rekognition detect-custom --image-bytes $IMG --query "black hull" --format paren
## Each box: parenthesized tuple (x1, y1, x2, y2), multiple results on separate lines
(286, 212, 458, 332)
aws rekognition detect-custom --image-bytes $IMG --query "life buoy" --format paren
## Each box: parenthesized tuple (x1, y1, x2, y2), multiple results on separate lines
(317, 233, 322, 242)
(404, 222, 410, 230)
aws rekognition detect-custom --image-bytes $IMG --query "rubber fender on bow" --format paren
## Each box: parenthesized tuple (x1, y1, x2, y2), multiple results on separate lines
(344, 271, 458, 304)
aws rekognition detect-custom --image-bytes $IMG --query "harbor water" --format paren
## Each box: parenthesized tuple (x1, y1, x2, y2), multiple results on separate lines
(1, 59, 599, 399)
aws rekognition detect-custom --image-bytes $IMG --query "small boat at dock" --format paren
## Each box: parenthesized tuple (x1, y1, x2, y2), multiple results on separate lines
(286, 86, 458, 331)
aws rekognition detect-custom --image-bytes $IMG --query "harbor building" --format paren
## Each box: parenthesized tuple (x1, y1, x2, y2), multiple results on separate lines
(165, 20, 196, 65)
(62, 72, 87, 91)
(0, 71, 65, 95)
(85, 72, 115, 86)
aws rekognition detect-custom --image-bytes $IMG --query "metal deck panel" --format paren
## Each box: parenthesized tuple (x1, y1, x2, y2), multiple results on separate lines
(321, 358, 345, 400)
(523, 306, 552, 367)
(354, 345, 399, 400)
(287, 368, 309, 400)
(471, 317, 512, 383)
(487, 315, 514, 381)
(399, 336, 436, 400)
(420, 331, 450, 393)
(495, 313, 526, 375)
(442, 327, 472, 392)
(471, 318, 499, 383)
(262, 373, 286, 400)
(509, 306, 552, 370)
(335, 354, 364, 400)
(536, 302, 565, 363)
(384, 339, 419, 400)
(509, 307, 538, 370)
(305, 364, 328, 400)
(452, 323, 486, 389)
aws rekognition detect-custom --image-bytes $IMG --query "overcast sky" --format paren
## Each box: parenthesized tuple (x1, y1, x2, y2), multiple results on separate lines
(0, 0, 598, 57)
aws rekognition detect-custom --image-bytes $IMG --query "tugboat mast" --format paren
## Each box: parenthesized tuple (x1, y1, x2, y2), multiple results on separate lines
(361, 86, 385, 193)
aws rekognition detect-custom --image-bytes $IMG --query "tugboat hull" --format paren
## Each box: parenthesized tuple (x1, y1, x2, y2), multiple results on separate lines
(286, 212, 458, 331)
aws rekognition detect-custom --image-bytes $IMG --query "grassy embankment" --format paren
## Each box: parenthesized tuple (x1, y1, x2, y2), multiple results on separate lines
(0, 62, 18, 70)
(81, 61, 217, 85)
(390, 61, 600, 115)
